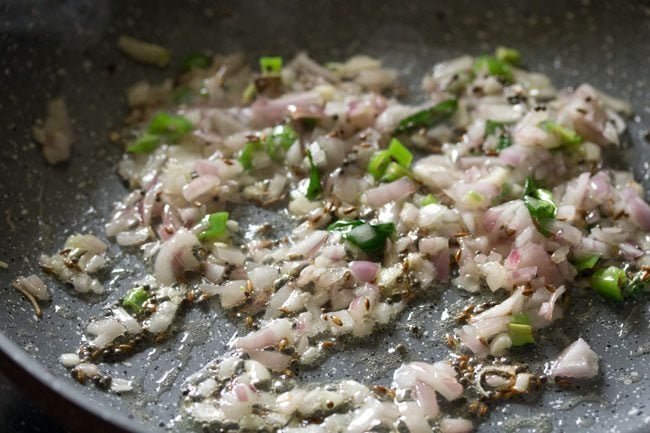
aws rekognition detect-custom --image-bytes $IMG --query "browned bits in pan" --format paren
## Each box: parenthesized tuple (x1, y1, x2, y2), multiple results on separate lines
(72, 368, 87, 384)
(468, 400, 490, 417)
(371, 385, 396, 399)
(456, 304, 475, 323)
(544, 284, 556, 293)
(522, 282, 535, 296)
(89, 348, 104, 361)
(554, 377, 572, 389)
(320, 341, 335, 350)
(446, 333, 458, 349)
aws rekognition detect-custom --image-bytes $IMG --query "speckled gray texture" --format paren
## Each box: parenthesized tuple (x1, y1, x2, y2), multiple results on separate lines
(0, 1, 649, 432)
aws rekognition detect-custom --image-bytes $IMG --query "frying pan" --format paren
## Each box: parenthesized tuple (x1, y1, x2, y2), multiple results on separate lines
(1, 1, 649, 432)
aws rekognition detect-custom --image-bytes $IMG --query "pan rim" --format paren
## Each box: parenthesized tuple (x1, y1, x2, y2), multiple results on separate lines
(0, 331, 152, 433)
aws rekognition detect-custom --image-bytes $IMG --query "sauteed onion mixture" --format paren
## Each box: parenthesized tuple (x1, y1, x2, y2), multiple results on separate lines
(21, 46, 650, 432)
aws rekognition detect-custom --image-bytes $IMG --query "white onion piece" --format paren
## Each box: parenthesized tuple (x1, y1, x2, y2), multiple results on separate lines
(470, 287, 525, 324)
(349, 261, 379, 283)
(407, 362, 464, 401)
(622, 187, 650, 230)
(283, 231, 329, 260)
(489, 333, 512, 356)
(413, 381, 439, 417)
(65, 234, 107, 254)
(204, 262, 226, 283)
(75, 363, 99, 379)
(72, 273, 104, 294)
(215, 280, 248, 308)
(32, 98, 73, 165)
(112, 307, 143, 334)
(182, 175, 220, 202)
(251, 91, 323, 126)
(87, 318, 126, 348)
(512, 373, 534, 393)
(363, 177, 415, 208)
(111, 378, 134, 393)
(234, 318, 293, 351)
(105, 208, 140, 237)
(249, 349, 292, 372)
(498, 145, 529, 166)
(248, 265, 279, 291)
(506, 243, 562, 287)
(116, 227, 150, 247)
(245, 359, 272, 385)
(397, 401, 430, 433)
(13, 274, 49, 301)
(154, 229, 200, 285)
(538, 285, 566, 322)
(178, 206, 203, 226)
(276, 389, 306, 416)
(549, 338, 599, 379)
(440, 417, 474, 433)
(213, 244, 246, 266)
(619, 242, 644, 260)
(146, 300, 179, 334)
(60, 353, 81, 368)
(455, 325, 488, 356)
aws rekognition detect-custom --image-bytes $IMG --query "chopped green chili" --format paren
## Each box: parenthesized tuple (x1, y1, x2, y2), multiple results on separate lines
(127, 112, 194, 154)
(495, 46, 522, 66)
(590, 266, 627, 301)
(259, 56, 282, 75)
(394, 99, 458, 134)
(327, 219, 365, 233)
(624, 269, 650, 298)
(381, 162, 413, 183)
(182, 53, 211, 71)
(485, 120, 513, 151)
(305, 151, 323, 200)
(367, 138, 413, 181)
(473, 55, 514, 83)
(522, 177, 557, 236)
(510, 313, 532, 326)
(572, 254, 600, 272)
(122, 287, 149, 315)
(508, 323, 535, 346)
(266, 125, 299, 162)
(127, 133, 161, 154)
(328, 219, 395, 258)
(367, 151, 392, 180)
(508, 313, 535, 346)
(148, 112, 194, 140)
(198, 212, 230, 242)
(387, 138, 413, 167)
(419, 194, 439, 207)
(540, 121, 583, 147)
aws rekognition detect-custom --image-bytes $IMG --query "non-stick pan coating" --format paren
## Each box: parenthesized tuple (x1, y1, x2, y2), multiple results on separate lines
(1, 1, 649, 432)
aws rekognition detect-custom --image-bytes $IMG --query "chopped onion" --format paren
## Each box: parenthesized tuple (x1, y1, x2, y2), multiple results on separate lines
(363, 177, 416, 208)
(549, 338, 599, 379)
(154, 229, 200, 285)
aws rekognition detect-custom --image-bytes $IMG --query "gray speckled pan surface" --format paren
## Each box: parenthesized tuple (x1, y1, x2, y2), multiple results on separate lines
(1, 1, 649, 432)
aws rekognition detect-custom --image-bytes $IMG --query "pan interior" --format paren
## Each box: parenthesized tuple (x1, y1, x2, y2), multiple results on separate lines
(1, 1, 649, 432)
